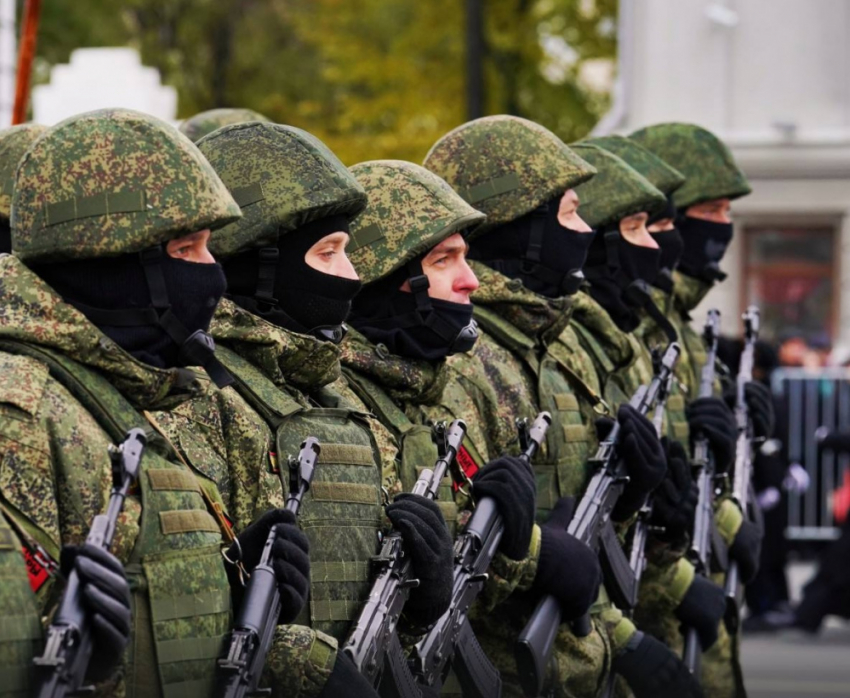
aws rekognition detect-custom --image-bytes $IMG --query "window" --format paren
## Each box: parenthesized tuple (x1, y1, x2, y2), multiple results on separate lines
(743, 225, 837, 344)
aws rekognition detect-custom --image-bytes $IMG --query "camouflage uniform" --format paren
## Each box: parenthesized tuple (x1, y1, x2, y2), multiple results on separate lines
(196, 122, 401, 698)
(0, 109, 244, 697)
(179, 107, 272, 143)
(0, 124, 47, 220)
(630, 123, 755, 698)
(426, 115, 639, 698)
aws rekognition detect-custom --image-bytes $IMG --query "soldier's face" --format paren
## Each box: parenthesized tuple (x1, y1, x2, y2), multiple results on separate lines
(647, 217, 676, 233)
(619, 212, 658, 248)
(686, 198, 732, 224)
(166, 229, 215, 263)
(401, 232, 479, 304)
(557, 189, 592, 232)
(305, 231, 360, 280)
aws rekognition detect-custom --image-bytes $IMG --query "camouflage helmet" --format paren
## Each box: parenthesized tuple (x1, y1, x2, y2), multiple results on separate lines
(179, 107, 271, 143)
(0, 124, 46, 220)
(197, 122, 367, 259)
(570, 143, 666, 230)
(348, 160, 485, 285)
(12, 108, 241, 264)
(423, 115, 595, 236)
(584, 134, 685, 198)
(629, 122, 751, 209)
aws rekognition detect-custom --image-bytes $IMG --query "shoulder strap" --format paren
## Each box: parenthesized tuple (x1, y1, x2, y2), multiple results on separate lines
(214, 344, 302, 430)
(571, 320, 617, 376)
(0, 339, 151, 443)
(473, 306, 539, 373)
(342, 368, 416, 439)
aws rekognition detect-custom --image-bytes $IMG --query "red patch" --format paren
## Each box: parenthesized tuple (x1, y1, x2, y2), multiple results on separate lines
(453, 445, 479, 491)
(22, 545, 50, 593)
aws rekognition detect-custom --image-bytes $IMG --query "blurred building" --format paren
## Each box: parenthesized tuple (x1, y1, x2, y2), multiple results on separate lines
(598, 0, 850, 349)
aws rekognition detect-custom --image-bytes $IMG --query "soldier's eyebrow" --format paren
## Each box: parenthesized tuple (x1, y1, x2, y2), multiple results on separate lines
(424, 239, 467, 262)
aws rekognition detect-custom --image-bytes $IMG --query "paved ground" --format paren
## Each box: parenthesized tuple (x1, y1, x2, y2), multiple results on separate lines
(740, 561, 850, 698)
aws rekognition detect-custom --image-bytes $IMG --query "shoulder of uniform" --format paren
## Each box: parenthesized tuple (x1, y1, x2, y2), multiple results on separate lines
(0, 352, 50, 416)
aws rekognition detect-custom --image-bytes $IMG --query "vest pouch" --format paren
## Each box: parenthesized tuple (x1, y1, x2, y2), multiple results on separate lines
(141, 546, 232, 698)
(275, 407, 382, 640)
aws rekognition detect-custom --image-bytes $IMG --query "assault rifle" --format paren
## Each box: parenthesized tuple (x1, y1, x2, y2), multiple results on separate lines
(682, 309, 723, 672)
(515, 343, 681, 698)
(412, 412, 552, 698)
(343, 420, 467, 697)
(33, 428, 148, 698)
(724, 306, 760, 634)
(217, 436, 321, 698)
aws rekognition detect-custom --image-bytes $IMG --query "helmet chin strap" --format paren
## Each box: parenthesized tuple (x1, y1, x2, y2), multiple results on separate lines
(65, 244, 233, 388)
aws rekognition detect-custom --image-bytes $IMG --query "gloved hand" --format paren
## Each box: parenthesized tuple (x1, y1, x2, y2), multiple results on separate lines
(533, 497, 602, 620)
(729, 518, 761, 584)
(686, 397, 737, 473)
(224, 509, 310, 624)
(613, 630, 705, 698)
(318, 651, 380, 698)
(471, 454, 536, 560)
(60, 543, 132, 682)
(725, 381, 775, 438)
(650, 439, 698, 543)
(674, 574, 725, 650)
(386, 494, 453, 627)
(817, 429, 850, 455)
(598, 404, 666, 521)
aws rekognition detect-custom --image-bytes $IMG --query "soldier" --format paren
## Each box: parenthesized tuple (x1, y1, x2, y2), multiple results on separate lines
(0, 124, 46, 254)
(425, 115, 701, 698)
(0, 109, 311, 696)
(630, 122, 772, 698)
(341, 159, 602, 696)
(195, 123, 454, 697)
(179, 107, 272, 143)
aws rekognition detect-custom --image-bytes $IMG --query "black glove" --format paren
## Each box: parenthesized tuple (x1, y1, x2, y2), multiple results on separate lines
(386, 494, 453, 627)
(729, 518, 761, 584)
(650, 439, 698, 543)
(225, 509, 310, 624)
(613, 631, 705, 698)
(725, 381, 775, 438)
(533, 497, 602, 620)
(686, 397, 737, 473)
(318, 651, 380, 698)
(471, 454, 536, 560)
(818, 430, 850, 455)
(59, 544, 131, 682)
(602, 404, 667, 521)
(674, 574, 725, 650)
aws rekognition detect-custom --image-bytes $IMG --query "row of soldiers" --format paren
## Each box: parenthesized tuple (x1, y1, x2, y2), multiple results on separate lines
(0, 106, 770, 698)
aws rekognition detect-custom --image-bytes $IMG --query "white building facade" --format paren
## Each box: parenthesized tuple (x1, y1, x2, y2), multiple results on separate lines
(598, 0, 850, 351)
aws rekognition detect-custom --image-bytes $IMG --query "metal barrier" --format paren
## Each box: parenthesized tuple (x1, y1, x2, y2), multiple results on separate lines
(772, 368, 850, 541)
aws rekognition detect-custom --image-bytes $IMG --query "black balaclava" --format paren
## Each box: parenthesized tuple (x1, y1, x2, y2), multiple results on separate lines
(34, 247, 232, 386)
(348, 255, 478, 362)
(676, 214, 733, 283)
(468, 196, 596, 298)
(0, 219, 10, 254)
(583, 224, 667, 333)
(650, 228, 684, 293)
(223, 214, 362, 344)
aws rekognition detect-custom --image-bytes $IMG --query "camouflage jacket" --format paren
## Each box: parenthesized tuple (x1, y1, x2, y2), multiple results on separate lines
(340, 327, 541, 610)
(209, 298, 400, 698)
(0, 255, 233, 697)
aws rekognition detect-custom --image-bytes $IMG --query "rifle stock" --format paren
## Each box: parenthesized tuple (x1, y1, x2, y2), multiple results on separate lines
(33, 428, 147, 698)
(682, 309, 721, 673)
(342, 420, 467, 696)
(410, 412, 551, 698)
(216, 436, 321, 698)
(515, 344, 681, 697)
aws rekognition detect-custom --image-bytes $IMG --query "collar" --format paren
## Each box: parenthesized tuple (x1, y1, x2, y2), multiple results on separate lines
(569, 289, 636, 368)
(0, 256, 207, 411)
(209, 297, 341, 390)
(672, 270, 714, 318)
(339, 327, 449, 405)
